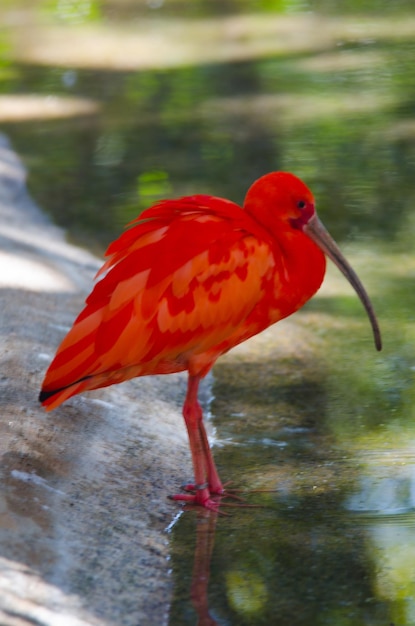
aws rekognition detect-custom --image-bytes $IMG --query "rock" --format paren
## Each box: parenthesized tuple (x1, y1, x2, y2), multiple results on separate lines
(0, 133, 190, 626)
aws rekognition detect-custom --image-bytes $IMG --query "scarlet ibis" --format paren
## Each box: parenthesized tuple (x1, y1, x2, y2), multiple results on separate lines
(39, 172, 381, 510)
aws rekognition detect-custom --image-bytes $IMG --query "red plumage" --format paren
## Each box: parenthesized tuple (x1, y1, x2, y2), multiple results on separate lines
(39, 172, 380, 509)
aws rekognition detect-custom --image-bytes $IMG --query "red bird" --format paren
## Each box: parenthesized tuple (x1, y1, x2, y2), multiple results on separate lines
(39, 172, 381, 509)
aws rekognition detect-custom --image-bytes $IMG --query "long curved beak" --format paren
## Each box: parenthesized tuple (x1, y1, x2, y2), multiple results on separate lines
(304, 215, 382, 351)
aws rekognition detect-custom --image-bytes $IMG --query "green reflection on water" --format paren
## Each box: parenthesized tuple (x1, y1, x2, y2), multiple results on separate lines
(1, 2, 415, 247)
(42, 0, 102, 24)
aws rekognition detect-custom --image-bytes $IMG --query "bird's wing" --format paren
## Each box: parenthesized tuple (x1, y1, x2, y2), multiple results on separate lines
(40, 195, 278, 405)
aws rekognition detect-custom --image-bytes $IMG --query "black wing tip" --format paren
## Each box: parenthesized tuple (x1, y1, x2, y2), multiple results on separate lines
(39, 375, 93, 405)
(39, 389, 56, 403)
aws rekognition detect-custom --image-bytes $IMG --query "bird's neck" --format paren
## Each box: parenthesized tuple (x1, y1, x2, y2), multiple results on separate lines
(272, 228, 326, 320)
(243, 196, 326, 322)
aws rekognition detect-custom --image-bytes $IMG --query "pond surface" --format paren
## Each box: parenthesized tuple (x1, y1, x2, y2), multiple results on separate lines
(2, 1, 415, 625)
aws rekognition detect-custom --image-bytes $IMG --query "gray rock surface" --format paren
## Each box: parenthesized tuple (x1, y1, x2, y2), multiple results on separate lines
(0, 133, 191, 626)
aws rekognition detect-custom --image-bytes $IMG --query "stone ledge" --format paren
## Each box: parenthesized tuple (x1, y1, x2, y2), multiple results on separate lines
(0, 133, 189, 626)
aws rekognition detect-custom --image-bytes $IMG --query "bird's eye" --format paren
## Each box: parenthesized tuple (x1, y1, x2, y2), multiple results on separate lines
(297, 200, 306, 210)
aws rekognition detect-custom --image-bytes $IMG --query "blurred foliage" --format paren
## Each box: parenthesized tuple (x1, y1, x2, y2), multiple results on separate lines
(1, 1, 415, 247)
(42, 0, 102, 23)
(4, 52, 415, 247)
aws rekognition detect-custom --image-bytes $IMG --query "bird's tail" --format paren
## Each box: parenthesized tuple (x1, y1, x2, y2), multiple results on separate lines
(39, 377, 93, 411)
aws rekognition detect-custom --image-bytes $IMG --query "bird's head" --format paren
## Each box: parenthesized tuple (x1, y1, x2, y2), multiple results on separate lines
(244, 171, 382, 351)
(244, 171, 316, 231)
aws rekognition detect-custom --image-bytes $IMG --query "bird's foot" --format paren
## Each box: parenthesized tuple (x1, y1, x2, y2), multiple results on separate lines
(169, 483, 223, 512)
(169, 481, 260, 511)
(182, 480, 246, 501)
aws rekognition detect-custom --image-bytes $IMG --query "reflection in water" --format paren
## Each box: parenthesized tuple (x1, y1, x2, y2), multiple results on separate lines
(169, 454, 415, 626)
(190, 511, 219, 626)
(168, 326, 415, 625)
(346, 456, 415, 626)
(370, 521, 415, 625)
(2, 4, 415, 248)
(346, 457, 415, 515)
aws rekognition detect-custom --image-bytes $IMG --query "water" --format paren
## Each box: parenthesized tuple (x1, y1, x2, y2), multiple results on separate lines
(164, 307, 415, 625)
(1, 1, 415, 625)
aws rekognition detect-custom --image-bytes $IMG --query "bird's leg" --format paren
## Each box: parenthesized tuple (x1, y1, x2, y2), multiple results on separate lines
(197, 415, 224, 495)
(170, 375, 224, 509)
